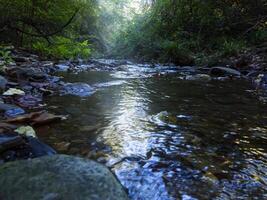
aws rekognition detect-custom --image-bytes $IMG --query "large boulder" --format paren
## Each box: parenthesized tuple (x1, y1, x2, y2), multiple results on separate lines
(0, 155, 128, 200)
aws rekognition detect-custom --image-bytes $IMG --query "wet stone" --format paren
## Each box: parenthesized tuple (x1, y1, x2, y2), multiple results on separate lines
(0, 103, 25, 118)
(0, 134, 24, 153)
(0, 75, 7, 90)
(27, 137, 56, 157)
(60, 83, 95, 97)
(0, 155, 128, 200)
(55, 64, 70, 72)
(5, 108, 25, 118)
(209, 66, 241, 77)
(16, 95, 42, 109)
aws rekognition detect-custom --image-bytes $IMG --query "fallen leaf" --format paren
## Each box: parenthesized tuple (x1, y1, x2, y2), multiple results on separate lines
(32, 112, 64, 126)
(54, 142, 71, 152)
(6, 112, 43, 123)
(7, 111, 66, 126)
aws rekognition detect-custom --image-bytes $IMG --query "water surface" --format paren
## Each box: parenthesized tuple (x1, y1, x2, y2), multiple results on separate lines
(42, 63, 267, 200)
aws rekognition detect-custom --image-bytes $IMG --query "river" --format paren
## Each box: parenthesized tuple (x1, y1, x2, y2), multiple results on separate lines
(41, 60, 267, 200)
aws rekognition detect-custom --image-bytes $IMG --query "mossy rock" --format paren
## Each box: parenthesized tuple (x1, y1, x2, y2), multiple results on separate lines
(0, 155, 128, 200)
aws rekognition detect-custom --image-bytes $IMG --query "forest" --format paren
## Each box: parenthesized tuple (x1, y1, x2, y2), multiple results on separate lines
(0, 1, 267, 200)
(1, 0, 266, 62)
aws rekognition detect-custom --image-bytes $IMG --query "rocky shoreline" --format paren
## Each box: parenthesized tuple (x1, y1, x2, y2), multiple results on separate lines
(0, 45, 266, 199)
(0, 47, 130, 199)
(1, 46, 267, 164)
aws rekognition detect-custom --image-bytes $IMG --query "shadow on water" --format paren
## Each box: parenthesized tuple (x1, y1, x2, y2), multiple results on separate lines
(41, 65, 267, 200)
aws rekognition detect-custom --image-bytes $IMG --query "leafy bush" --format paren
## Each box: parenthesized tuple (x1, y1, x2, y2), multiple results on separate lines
(33, 37, 91, 59)
(219, 39, 247, 56)
(0, 47, 13, 65)
(0, 46, 13, 72)
(112, 0, 267, 63)
(249, 28, 267, 44)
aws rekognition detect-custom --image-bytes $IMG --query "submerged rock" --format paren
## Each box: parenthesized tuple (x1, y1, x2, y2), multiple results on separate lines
(209, 67, 241, 77)
(60, 83, 95, 97)
(185, 74, 211, 81)
(94, 80, 127, 88)
(0, 155, 128, 200)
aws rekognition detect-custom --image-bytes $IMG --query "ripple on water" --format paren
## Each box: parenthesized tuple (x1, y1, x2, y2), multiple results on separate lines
(44, 63, 267, 200)
(94, 80, 127, 88)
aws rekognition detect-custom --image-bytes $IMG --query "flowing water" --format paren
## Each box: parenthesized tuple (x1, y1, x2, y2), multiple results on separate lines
(41, 61, 267, 200)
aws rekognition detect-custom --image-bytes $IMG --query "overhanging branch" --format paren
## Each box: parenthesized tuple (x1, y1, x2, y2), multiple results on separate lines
(7, 8, 80, 38)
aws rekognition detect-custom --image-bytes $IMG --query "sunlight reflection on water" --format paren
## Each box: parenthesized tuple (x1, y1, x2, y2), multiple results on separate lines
(43, 65, 267, 200)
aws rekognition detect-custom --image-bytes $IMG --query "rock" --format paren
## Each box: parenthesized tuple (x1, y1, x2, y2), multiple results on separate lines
(7, 81, 19, 87)
(16, 95, 42, 109)
(5, 108, 25, 118)
(60, 83, 95, 97)
(0, 134, 24, 153)
(0, 103, 25, 118)
(185, 74, 211, 81)
(176, 66, 200, 76)
(27, 137, 56, 157)
(6, 67, 47, 82)
(3, 88, 25, 96)
(0, 123, 17, 133)
(209, 67, 241, 77)
(15, 126, 36, 138)
(0, 75, 7, 90)
(12, 56, 30, 63)
(260, 74, 267, 85)
(0, 137, 56, 162)
(0, 103, 21, 112)
(254, 74, 267, 89)
(30, 82, 50, 88)
(55, 64, 70, 72)
(0, 155, 128, 200)
(40, 61, 54, 68)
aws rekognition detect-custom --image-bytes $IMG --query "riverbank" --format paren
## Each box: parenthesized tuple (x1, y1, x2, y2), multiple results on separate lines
(1, 45, 267, 164)
(0, 46, 130, 200)
(0, 45, 267, 199)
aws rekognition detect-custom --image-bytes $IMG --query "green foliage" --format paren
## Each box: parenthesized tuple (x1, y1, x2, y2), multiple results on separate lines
(249, 27, 267, 44)
(219, 39, 247, 56)
(111, 0, 267, 64)
(33, 37, 91, 59)
(0, 46, 13, 66)
(0, 0, 99, 59)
